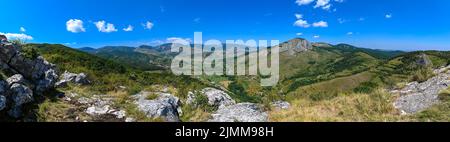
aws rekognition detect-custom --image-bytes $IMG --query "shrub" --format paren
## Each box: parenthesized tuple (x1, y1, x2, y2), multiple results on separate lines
(21, 45, 40, 59)
(412, 67, 434, 83)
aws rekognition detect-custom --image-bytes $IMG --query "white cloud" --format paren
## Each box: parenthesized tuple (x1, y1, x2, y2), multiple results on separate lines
(313, 35, 320, 38)
(314, 0, 331, 10)
(143, 21, 154, 30)
(296, 0, 315, 6)
(123, 25, 134, 32)
(385, 14, 392, 19)
(294, 19, 310, 28)
(94, 20, 118, 33)
(66, 19, 86, 33)
(293, 14, 310, 28)
(347, 32, 353, 35)
(20, 27, 26, 32)
(295, 13, 303, 19)
(359, 17, 365, 21)
(0, 32, 33, 40)
(312, 21, 328, 27)
(296, 33, 303, 36)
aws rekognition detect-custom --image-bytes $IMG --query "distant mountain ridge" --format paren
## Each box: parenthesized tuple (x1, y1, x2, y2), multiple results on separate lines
(77, 38, 406, 73)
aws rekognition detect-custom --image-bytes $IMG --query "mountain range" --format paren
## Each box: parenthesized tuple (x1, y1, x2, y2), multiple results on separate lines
(1, 37, 449, 122)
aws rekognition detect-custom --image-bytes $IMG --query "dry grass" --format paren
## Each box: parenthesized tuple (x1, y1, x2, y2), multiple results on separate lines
(270, 89, 412, 122)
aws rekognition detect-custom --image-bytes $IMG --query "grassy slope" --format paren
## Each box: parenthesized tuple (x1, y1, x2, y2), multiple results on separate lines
(30, 44, 212, 121)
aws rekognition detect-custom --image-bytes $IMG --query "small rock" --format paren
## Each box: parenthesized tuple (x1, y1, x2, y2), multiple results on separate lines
(111, 110, 127, 119)
(125, 117, 136, 122)
(209, 103, 268, 122)
(86, 105, 111, 116)
(74, 73, 90, 84)
(7, 74, 26, 86)
(271, 101, 290, 110)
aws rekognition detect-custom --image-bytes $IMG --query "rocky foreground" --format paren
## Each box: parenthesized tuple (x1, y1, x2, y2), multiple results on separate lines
(392, 65, 450, 114)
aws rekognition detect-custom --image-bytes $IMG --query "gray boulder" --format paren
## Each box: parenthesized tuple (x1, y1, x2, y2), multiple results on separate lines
(56, 71, 90, 87)
(209, 103, 268, 122)
(9, 83, 33, 107)
(6, 83, 33, 118)
(36, 69, 58, 92)
(271, 101, 290, 110)
(74, 73, 89, 84)
(201, 88, 235, 108)
(132, 91, 181, 122)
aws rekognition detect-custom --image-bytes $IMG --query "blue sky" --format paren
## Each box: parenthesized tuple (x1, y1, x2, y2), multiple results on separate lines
(0, 0, 449, 51)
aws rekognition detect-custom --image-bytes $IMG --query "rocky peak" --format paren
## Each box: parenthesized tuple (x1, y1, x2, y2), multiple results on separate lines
(279, 38, 312, 55)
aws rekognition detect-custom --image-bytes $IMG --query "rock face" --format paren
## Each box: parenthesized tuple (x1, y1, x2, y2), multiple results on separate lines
(0, 43, 59, 118)
(392, 65, 450, 114)
(55, 71, 90, 87)
(132, 91, 182, 122)
(209, 103, 268, 122)
(280, 38, 312, 55)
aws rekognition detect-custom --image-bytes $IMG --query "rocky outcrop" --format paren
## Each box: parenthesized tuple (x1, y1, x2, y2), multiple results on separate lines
(187, 88, 235, 108)
(280, 38, 312, 55)
(209, 103, 268, 122)
(0, 43, 59, 118)
(416, 54, 433, 67)
(55, 71, 90, 87)
(58, 92, 131, 122)
(392, 65, 450, 114)
(132, 91, 182, 122)
(0, 44, 58, 93)
(271, 101, 290, 110)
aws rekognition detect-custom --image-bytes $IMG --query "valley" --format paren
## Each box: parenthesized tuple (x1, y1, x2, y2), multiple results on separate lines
(1, 37, 449, 122)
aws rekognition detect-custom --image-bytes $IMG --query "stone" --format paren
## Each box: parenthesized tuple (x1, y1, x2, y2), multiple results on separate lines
(35, 69, 58, 93)
(209, 103, 268, 122)
(111, 110, 127, 119)
(271, 101, 290, 109)
(201, 88, 235, 108)
(7, 74, 26, 86)
(125, 117, 136, 122)
(86, 105, 111, 116)
(132, 91, 181, 122)
(9, 83, 33, 107)
(74, 73, 90, 84)
(55, 71, 90, 87)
